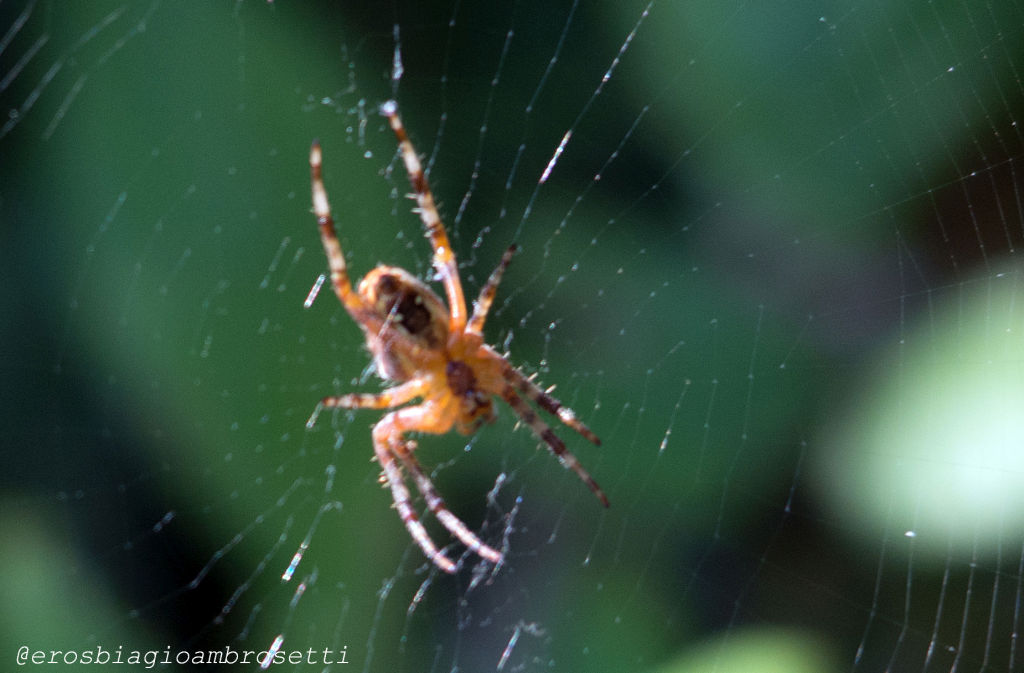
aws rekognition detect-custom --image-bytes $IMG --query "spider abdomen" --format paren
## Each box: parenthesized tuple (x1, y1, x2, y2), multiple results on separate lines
(358, 265, 449, 381)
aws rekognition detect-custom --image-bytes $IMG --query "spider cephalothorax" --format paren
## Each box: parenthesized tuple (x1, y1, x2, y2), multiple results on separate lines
(306, 100, 607, 573)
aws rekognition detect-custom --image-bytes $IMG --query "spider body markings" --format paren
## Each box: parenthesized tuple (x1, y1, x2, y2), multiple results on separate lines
(307, 100, 608, 573)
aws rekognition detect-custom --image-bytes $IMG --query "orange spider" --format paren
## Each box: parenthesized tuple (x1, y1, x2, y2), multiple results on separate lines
(306, 100, 608, 573)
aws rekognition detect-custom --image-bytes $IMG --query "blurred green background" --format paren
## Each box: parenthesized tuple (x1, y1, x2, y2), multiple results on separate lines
(2, 1, 1022, 671)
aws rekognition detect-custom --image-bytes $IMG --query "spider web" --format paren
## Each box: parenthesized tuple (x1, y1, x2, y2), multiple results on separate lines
(2, 1, 1023, 672)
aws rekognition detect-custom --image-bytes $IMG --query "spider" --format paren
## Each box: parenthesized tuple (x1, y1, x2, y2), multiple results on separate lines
(306, 100, 608, 573)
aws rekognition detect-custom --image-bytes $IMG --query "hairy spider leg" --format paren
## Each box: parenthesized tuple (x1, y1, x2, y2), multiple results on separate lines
(390, 443, 503, 565)
(306, 383, 500, 568)
(467, 244, 517, 335)
(306, 379, 426, 428)
(496, 356, 602, 446)
(498, 385, 609, 507)
(375, 404, 503, 571)
(372, 422, 456, 573)
(310, 141, 386, 333)
(380, 100, 468, 334)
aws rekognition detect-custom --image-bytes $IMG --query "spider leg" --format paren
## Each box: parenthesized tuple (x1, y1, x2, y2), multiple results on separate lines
(380, 100, 468, 334)
(372, 418, 457, 573)
(375, 404, 503, 571)
(466, 244, 517, 335)
(306, 379, 426, 428)
(495, 355, 602, 446)
(392, 436, 503, 566)
(310, 141, 383, 330)
(499, 386, 609, 507)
